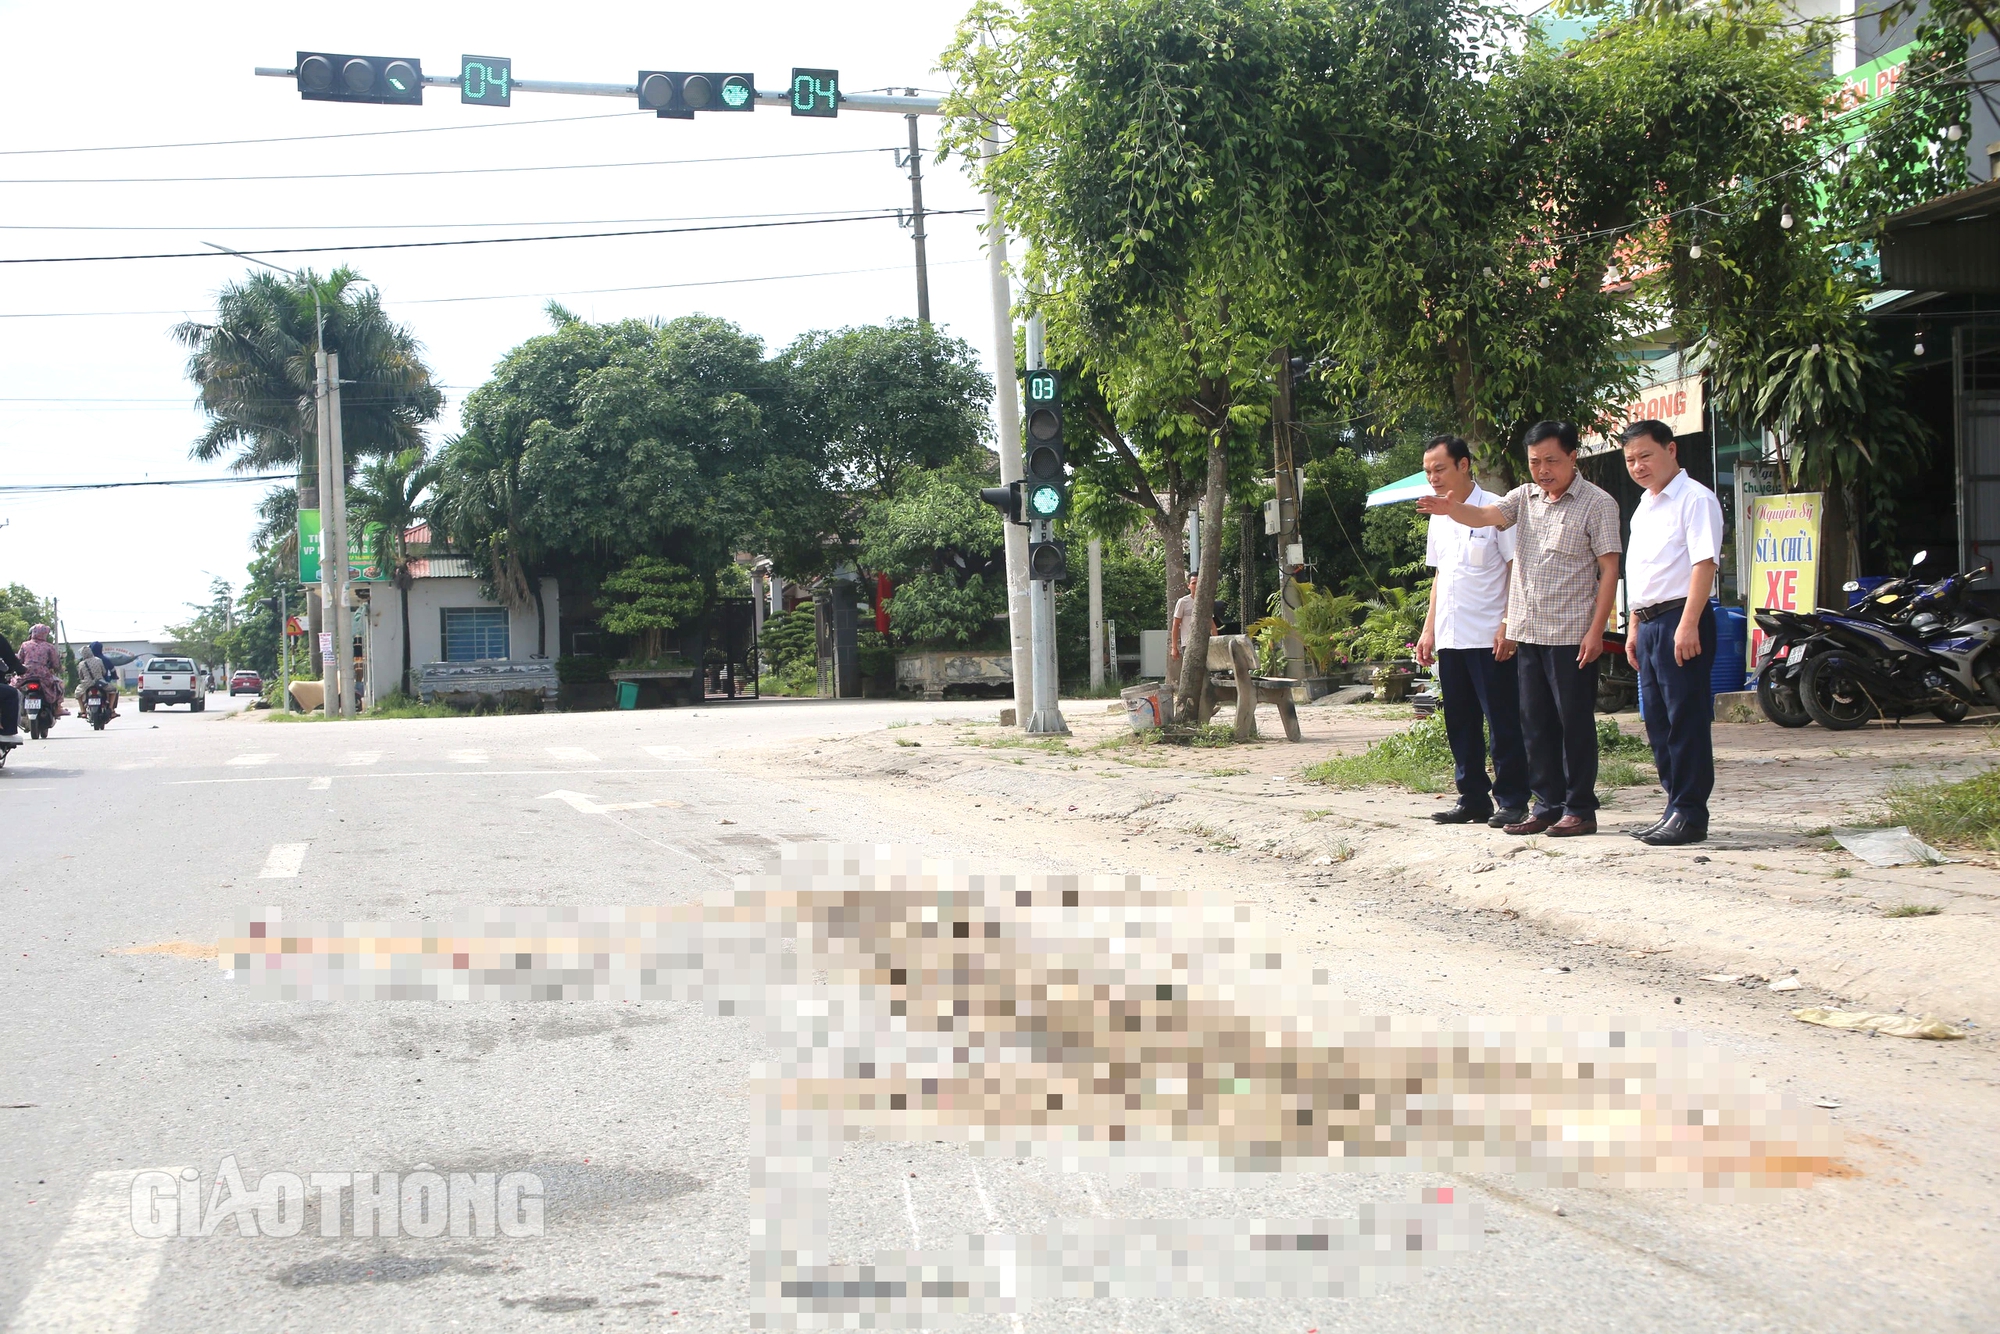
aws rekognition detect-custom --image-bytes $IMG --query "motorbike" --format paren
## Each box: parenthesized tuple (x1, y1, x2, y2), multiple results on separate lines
(1752, 554, 1943, 728)
(1795, 556, 2000, 730)
(19, 677, 52, 740)
(84, 682, 114, 731)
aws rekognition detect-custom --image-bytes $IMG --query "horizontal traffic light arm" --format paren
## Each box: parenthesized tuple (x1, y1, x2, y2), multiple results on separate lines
(254, 66, 941, 114)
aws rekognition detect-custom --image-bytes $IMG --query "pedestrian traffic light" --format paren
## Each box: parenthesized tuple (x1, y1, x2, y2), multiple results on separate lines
(979, 480, 1024, 524)
(1029, 538, 1069, 583)
(639, 71, 755, 118)
(1023, 369, 1066, 521)
(791, 68, 840, 117)
(296, 52, 424, 105)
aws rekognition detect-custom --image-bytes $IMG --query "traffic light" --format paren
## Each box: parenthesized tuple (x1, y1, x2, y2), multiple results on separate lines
(460, 55, 512, 107)
(1029, 538, 1069, 583)
(791, 68, 840, 117)
(1022, 368, 1066, 521)
(296, 52, 424, 105)
(638, 71, 756, 118)
(979, 480, 1023, 524)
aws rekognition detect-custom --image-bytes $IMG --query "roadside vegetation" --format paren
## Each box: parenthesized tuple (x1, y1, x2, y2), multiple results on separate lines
(266, 692, 528, 722)
(1303, 713, 1656, 794)
(1886, 767, 2000, 851)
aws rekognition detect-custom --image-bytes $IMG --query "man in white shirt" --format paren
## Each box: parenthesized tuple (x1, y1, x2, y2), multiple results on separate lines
(1414, 434, 1529, 827)
(1620, 419, 1726, 846)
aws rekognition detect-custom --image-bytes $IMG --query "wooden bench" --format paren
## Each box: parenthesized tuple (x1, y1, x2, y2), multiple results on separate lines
(1189, 635, 1304, 742)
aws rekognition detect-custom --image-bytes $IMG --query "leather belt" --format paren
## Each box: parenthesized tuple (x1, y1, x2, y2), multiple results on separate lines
(1633, 597, 1687, 624)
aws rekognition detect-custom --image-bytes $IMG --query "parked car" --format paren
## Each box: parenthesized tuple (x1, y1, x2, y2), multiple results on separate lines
(229, 669, 264, 696)
(138, 657, 207, 712)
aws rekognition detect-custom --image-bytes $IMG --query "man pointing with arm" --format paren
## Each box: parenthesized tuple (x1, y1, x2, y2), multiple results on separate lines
(1417, 421, 1621, 837)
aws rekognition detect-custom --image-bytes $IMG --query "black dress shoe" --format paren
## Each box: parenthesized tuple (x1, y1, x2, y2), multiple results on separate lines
(1432, 803, 1493, 825)
(1629, 816, 1668, 840)
(1487, 807, 1527, 829)
(1640, 813, 1708, 846)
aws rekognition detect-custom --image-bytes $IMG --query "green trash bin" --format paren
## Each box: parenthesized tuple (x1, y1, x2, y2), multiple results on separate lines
(616, 680, 640, 710)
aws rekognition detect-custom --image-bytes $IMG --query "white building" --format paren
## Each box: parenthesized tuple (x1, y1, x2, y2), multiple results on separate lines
(357, 534, 558, 706)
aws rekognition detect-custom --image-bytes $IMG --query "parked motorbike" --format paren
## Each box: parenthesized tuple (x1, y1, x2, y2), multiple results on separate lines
(18, 677, 52, 740)
(84, 683, 114, 731)
(1795, 557, 2000, 730)
(1752, 553, 1944, 727)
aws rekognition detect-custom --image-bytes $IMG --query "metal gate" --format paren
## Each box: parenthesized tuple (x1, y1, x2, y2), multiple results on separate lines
(1958, 327, 2000, 571)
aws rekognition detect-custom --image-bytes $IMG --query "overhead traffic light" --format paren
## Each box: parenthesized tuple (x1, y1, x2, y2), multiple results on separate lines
(1022, 368, 1066, 521)
(1029, 538, 1069, 583)
(638, 71, 756, 118)
(979, 480, 1024, 524)
(296, 52, 424, 105)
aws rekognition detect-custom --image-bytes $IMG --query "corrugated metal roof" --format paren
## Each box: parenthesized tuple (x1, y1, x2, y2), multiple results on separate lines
(410, 555, 476, 579)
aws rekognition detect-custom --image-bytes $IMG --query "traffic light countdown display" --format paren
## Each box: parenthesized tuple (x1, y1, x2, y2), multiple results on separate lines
(791, 69, 840, 117)
(1023, 369, 1068, 583)
(296, 52, 423, 105)
(460, 56, 511, 106)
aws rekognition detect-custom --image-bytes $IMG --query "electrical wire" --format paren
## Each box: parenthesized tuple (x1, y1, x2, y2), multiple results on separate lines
(0, 206, 914, 233)
(0, 474, 291, 494)
(0, 145, 894, 186)
(0, 210, 984, 265)
(0, 110, 653, 156)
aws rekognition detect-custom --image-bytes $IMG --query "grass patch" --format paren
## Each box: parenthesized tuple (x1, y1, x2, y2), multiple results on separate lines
(1304, 712, 1656, 793)
(1300, 809, 1333, 822)
(961, 733, 1074, 754)
(267, 693, 479, 722)
(1828, 867, 1853, 880)
(894, 738, 921, 748)
(1884, 903, 1943, 917)
(1095, 723, 1242, 751)
(1886, 767, 2000, 851)
(1206, 767, 1250, 777)
(1599, 756, 1655, 788)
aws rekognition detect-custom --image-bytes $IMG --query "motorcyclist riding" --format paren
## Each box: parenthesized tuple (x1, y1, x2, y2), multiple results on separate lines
(77, 641, 121, 721)
(0, 631, 24, 750)
(18, 624, 65, 717)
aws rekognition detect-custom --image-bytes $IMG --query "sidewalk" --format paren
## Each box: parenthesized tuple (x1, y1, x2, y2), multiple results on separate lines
(733, 698, 2000, 1025)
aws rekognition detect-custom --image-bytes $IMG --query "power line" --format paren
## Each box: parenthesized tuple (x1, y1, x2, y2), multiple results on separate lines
(0, 206, 915, 233)
(0, 474, 291, 494)
(0, 109, 653, 157)
(0, 254, 985, 319)
(0, 144, 893, 186)
(0, 210, 984, 266)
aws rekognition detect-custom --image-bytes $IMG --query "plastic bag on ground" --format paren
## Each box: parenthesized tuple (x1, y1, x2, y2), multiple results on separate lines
(1832, 826, 1954, 867)
(1792, 1007, 1967, 1039)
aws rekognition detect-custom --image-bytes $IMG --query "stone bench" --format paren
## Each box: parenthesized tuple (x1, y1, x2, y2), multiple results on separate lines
(1189, 635, 1304, 742)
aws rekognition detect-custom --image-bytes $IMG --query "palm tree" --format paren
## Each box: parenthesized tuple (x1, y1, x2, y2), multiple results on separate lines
(429, 426, 551, 655)
(173, 267, 443, 478)
(348, 448, 440, 697)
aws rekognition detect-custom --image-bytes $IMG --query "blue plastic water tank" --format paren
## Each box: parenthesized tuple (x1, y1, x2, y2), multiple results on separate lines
(1710, 602, 1749, 694)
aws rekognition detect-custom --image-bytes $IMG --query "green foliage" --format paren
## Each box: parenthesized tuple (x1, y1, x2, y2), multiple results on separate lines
(782, 319, 993, 497)
(598, 556, 704, 662)
(1303, 710, 1454, 791)
(173, 266, 441, 474)
(1247, 581, 1362, 676)
(165, 578, 236, 673)
(860, 468, 1008, 648)
(1346, 585, 1431, 663)
(1054, 537, 1166, 685)
(1596, 718, 1654, 758)
(1886, 767, 2000, 851)
(556, 654, 618, 685)
(0, 584, 53, 647)
(760, 606, 818, 675)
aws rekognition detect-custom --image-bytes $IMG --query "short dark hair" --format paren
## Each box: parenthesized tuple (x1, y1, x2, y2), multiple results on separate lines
(1521, 420, 1579, 454)
(1423, 434, 1472, 465)
(1619, 419, 1675, 449)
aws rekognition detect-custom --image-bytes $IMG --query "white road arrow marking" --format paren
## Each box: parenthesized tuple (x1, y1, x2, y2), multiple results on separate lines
(538, 790, 682, 815)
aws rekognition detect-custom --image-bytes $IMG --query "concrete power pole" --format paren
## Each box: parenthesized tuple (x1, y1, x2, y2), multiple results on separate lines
(325, 351, 357, 719)
(1272, 350, 1307, 678)
(983, 132, 1032, 726)
(904, 101, 930, 324)
(314, 350, 337, 715)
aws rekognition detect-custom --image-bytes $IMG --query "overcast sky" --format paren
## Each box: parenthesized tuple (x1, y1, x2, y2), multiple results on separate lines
(0, 0, 993, 641)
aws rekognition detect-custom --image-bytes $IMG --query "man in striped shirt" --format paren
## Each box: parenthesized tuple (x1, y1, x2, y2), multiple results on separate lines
(1416, 421, 1622, 837)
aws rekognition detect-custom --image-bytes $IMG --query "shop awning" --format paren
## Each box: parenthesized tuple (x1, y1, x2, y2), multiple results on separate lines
(1365, 471, 1431, 507)
(1879, 176, 2000, 294)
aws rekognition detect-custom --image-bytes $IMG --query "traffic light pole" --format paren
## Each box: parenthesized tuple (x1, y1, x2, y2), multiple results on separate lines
(904, 106, 931, 324)
(981, 133, 1033, 727)
(326, 352, 357, 719)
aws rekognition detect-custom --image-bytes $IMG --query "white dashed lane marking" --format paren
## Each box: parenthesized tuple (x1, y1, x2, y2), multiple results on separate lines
(338, 751, 381, 766)
(225, 753, 274, 767)
(6, 1167, 182, 1333)
(448, 749, 488, 765)
(545, 746, 599, 764)
(258, 843, 309, 878)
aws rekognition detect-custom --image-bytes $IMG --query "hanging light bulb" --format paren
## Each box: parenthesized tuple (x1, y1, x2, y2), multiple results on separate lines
(1780, 209, 1795, 230)
(1538, 275, 1551, 288)
(1915, 334, 1927, 356)
(1810, 343, 1821, 355)
(1689, 242, 1703, 259)
(1947, 123, 1964, 142)
(1482, 266, 1494, 277)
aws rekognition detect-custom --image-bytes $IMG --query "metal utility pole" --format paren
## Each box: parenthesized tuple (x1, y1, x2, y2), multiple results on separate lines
(314, 349, 338, 715)
(278, 584, 291, 711)
(904, 97, 931, 324)
(1271, 350, 1307, 678)
(326, 351, 356, 719)
(983, 132, 1032, 726)
(1023, 311, 1068, 736)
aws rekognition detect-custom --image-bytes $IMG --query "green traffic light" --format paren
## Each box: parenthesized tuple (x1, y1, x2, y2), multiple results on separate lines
(722, 78, 751, 108)
(1029, 485, 1063, 517)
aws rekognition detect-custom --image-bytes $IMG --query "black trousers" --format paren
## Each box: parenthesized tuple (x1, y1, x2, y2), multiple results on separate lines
(1636, 604, 1717, 827)
(0, 683, 17, 736)
(1435, 647, 1529, 814)
(1516, 642, 1599, 819)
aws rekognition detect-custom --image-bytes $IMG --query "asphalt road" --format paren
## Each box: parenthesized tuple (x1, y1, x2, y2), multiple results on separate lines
(1, 699, 1994, 1333)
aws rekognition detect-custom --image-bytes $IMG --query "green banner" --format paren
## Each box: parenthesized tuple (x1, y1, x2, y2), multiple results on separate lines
(298, 509, 390, 583)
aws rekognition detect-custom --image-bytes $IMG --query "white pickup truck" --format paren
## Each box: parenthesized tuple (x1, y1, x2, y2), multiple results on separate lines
(138, 657, 207, 712)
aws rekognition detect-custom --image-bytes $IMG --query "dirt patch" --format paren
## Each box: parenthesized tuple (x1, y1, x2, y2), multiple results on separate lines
(110, 940, 215, 960)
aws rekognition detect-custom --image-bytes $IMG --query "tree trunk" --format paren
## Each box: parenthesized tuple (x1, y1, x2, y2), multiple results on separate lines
(398, 574, 413, 698)
(1175, 435, 1231, 724)
(1238, 503, 1257, 628)
(532, 578, 547, 657)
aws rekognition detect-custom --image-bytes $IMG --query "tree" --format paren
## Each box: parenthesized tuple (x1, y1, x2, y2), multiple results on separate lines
(173, 267, 442, 476)
(348, 447, 439, 697)
(782, 319, 994, 498)
(857, 467, 1008, 647)
(597, 556, 705, 662)
(166, 579, 235, 677)
(0, 584, 54, 647)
